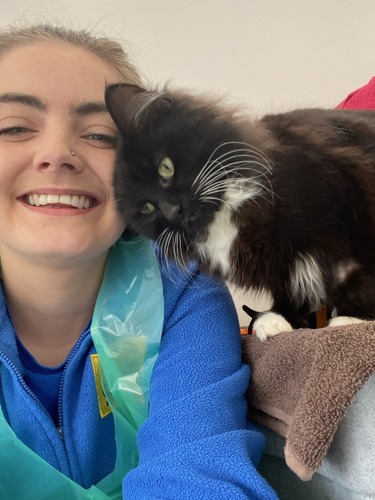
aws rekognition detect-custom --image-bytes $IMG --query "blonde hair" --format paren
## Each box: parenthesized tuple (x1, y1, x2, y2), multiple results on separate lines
(0, 23, 143, 86)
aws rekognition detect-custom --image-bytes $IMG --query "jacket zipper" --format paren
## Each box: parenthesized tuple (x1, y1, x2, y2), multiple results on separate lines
(0, 350, 71, 476)
(0, 327, 91, 436)
(0, 351, 48, 415)
(0, 326, 91, 482)
(57, 326, 91, 439)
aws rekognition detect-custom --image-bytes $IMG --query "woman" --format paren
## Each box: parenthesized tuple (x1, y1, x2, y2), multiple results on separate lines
(0, 23, 277, 499)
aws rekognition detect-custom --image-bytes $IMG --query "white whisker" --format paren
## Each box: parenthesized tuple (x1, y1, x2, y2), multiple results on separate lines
(156, 226, 193, 282)
(192, 142, 273, 190)
(197, 196, 232, 209)
(172, 232, 182, 270)
(176, 232, 191, 279)
(215, 142, 273, 172)
(198, 178, 252, 195)
(193, 163, 227, 190)
(191, 142, 274, 215)
(157, 230, 182, 284)
(213, 150, 272, 171)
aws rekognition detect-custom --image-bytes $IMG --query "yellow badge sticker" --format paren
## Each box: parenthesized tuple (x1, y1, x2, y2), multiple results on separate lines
(90, 354, 112, 418)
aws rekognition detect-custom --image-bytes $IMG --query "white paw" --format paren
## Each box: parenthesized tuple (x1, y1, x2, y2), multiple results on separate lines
(328, 316, 365, 327)
(253, 312, 293, 341)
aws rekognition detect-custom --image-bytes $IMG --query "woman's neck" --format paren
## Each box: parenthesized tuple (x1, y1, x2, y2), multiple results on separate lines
(1, 252, 108, 366)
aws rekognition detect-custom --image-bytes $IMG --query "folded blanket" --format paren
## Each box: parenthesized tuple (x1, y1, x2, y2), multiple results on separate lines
(336, 76, 375, 109)
(242, 321, 375, 481)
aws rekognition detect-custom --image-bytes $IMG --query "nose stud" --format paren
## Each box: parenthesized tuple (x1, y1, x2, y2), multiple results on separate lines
(71, 151, 76, 157)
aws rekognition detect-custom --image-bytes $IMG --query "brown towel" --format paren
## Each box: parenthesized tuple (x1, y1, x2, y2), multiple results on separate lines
(242, 321, 375, 480)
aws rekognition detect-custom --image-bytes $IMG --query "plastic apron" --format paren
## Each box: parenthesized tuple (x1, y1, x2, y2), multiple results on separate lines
(0, 236, 164, 499)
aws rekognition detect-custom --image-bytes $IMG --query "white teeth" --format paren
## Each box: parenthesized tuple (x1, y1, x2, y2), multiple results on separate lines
(59, 195, 72, 205)
(26, 194, 93, 209)
(71, 195, 80, 208)
(39, 194, 47, 205)
(47, 195, 60, 204)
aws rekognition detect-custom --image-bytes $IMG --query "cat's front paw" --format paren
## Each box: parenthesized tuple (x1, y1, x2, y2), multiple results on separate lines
(328, 316, 365, 327)
(253, 312, 293, 341)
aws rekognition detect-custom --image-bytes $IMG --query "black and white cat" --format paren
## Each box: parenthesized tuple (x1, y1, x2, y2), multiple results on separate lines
(105, 83, 375, 340)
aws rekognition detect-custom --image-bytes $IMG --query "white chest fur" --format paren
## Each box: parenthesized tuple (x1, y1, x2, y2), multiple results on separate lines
(196, 181, 261, 277)
(197, 204, 238, 277)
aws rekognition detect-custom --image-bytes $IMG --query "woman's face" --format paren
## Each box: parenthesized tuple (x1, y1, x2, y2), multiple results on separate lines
(0, 41, 126, 267)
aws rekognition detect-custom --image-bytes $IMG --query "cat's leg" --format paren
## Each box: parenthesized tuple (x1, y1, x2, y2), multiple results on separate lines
(246, 293, 296, 341)
(250, 291, 317, 340)
(328, 316, 364, 327)
(252, 311, 293, 341)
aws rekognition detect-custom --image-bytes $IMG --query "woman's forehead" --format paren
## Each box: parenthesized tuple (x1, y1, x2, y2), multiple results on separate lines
(0, 41, 122, 99)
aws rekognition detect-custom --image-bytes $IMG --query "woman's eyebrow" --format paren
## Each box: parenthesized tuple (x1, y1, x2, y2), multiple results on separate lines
(74, 101, 109, 115)
(0, 92, 46, 110)
(0, 94, 109, 116)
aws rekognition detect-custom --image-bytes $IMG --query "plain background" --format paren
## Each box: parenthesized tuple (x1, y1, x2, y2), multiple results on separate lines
(1, 0, 375, 324)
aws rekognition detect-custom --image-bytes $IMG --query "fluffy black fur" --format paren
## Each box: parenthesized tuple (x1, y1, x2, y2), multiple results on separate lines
(105, 83, 375, 334)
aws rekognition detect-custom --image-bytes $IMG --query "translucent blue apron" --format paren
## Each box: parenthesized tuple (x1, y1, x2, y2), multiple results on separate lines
(0, 237, 164, 499)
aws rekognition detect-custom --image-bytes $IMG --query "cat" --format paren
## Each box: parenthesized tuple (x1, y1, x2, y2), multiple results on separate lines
(105, 83, 375, 340)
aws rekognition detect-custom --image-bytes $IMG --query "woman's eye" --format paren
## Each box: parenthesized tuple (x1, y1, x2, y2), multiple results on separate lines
(140, 202, 156, 215)
(158, 157, 174, 179)
(0, 126, 32, 136)
(83, 133, 118, 148)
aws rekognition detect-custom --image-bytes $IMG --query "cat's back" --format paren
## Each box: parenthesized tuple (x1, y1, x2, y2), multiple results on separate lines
(260, 108, 375, 149)
(257, 108, 375, 202)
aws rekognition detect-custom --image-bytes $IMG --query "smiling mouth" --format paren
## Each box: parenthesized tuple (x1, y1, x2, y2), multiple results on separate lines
(24, 194, 95, 209)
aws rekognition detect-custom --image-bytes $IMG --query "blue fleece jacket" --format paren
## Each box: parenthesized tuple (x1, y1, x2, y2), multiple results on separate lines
(0, 257, 277, 499)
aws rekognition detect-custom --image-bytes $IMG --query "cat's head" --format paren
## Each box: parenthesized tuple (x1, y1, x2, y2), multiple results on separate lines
(105, 83, 268, 264)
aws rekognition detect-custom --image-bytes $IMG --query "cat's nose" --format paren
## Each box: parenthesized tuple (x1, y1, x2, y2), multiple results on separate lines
(159, 201, 183, 223)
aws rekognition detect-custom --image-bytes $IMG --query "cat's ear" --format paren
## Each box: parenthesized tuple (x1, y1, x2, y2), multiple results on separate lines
(105, 83, 147, 135)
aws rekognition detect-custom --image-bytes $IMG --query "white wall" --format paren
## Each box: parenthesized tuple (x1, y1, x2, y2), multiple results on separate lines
(2, 0, 375, 324)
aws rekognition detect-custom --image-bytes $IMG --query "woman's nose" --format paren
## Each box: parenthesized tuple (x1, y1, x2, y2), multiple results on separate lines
(33, 135, 82, 173)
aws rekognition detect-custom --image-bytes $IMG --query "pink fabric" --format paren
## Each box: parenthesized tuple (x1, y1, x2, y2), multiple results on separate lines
(337, 76, 375, 109)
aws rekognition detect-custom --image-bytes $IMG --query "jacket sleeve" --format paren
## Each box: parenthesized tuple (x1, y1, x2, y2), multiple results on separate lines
(123, 265, 278, 499)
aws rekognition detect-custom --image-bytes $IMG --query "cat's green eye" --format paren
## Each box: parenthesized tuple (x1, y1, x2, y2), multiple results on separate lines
(139, 202, 156, 215)
(158, 157, 174, 179)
